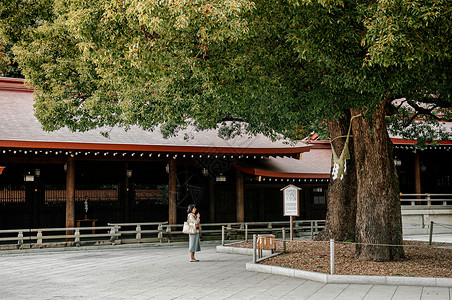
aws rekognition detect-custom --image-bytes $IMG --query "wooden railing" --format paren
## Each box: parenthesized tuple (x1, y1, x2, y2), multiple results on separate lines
(0, 220, 325, 249)
(107, 222, 168, 243)
(400, 193, 452, 208)
(162, 220, 325, 243)
(134, 190, 162, 201)
(45, 189, 119, 203)
(0, 189, 26, 204)
(0, 226, 120, 249)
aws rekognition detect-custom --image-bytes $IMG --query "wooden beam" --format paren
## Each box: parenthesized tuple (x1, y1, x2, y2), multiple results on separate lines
(65, 158, 75, 232)
(414, 152, 421, 195)
(168, 160, 177, 225)
(0, 139, 312, 155)
(236, 169, 245, 222)
(0, 155, 171, 163)
(32, 180, 39, 228)
(209, 178, 215, 223)
(124, 163, 130, 222)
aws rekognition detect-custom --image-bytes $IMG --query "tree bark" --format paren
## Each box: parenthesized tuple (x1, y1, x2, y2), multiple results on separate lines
(351, 102, 404, 261)
(316, 113, 357, 242)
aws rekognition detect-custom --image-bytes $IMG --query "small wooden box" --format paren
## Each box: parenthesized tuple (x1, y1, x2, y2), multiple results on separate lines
(257, 234, 276, 251)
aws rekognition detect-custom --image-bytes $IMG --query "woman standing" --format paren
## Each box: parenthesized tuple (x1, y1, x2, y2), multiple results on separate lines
(187, 204, 201, 262)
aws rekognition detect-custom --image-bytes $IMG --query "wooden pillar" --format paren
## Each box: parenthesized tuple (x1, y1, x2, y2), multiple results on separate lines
(168, 159, 177, 225)
(125, 176, 130, 222)
(209, 178, 215, 223)
(414, 152, 421, 195)
(32, 179, 39, 228)
(65, 157, 75, 231)
(236, 169, 245, 222)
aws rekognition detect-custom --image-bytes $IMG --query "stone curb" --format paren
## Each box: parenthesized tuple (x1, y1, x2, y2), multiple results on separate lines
(216, 245, 273, 256)
(245, 263, 452, 287)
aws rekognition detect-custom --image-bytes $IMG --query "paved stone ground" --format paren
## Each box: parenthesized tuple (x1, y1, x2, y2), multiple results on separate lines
(0, 242, 451, 300)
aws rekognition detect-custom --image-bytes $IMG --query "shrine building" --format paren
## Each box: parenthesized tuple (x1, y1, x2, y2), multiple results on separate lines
(1, 77, 451, 230)
(0, 77, 330, 229)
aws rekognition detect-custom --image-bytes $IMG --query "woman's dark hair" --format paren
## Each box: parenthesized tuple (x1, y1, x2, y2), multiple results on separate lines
(187, 204, 196, 214)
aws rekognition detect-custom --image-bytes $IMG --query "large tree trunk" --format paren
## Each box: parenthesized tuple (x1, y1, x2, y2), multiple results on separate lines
(351, 102, 404, 261)
(316, 113, 357, 242)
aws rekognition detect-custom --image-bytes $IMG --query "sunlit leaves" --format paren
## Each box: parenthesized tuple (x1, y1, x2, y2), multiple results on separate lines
(363, 0, 451, 69)
(0, 39, 10, 75)
(1, 0, 450, 142)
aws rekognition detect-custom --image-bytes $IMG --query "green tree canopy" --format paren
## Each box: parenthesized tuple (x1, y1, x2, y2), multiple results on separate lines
(1, 0, 450, 139)
(0, 38, 9, 75)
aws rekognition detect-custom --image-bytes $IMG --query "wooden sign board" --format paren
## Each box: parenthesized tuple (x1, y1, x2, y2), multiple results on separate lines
(281, 184, 301, 217)
(281, 184, 301, 241)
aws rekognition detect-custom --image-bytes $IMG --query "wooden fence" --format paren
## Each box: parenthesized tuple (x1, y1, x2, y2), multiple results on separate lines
(0, 187, 162, 203)
(0, 226, 120, 249)
(44, 189, 119, 203)
(400, 193, 452, 208)
(0, 220, 325, 249)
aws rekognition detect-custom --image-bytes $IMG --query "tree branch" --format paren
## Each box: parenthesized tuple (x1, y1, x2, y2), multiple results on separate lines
(140, 25, 160, 43)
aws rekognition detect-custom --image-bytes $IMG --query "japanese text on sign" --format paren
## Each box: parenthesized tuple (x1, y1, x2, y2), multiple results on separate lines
(284, 187, 299, 216)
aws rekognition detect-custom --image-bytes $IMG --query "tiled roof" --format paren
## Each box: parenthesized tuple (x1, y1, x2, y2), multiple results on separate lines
(0, 77, 310, 155)
(235, 148, 332, 178)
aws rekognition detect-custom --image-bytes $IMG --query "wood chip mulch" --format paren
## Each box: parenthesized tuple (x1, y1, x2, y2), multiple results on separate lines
(227, 240, 452, 278)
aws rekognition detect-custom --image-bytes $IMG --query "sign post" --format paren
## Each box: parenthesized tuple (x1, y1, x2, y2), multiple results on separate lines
(281, 185, 301, 240)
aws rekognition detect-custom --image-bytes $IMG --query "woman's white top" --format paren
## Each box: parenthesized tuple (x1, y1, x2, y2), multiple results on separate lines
(187, 213, 200, 233)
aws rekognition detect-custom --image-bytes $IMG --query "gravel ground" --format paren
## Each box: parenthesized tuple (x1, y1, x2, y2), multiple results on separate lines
(228, 240, 452, 277)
